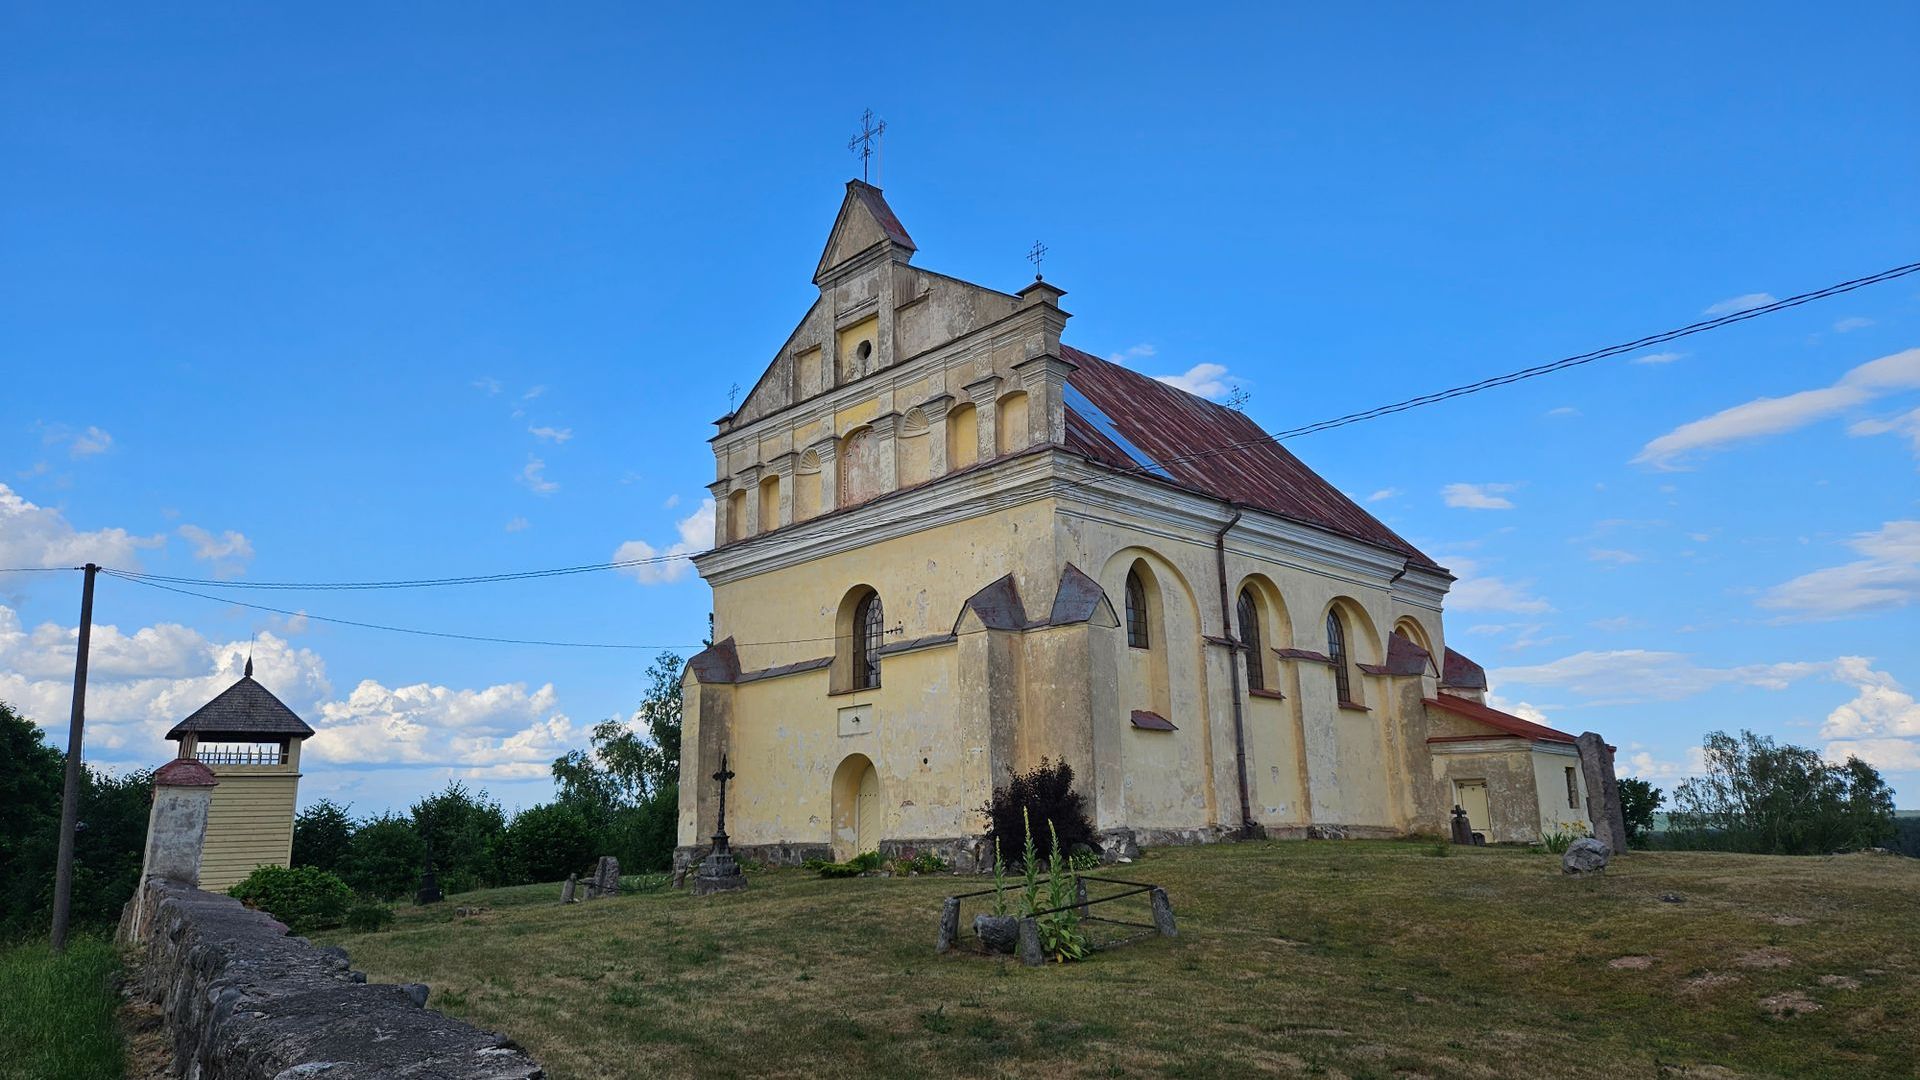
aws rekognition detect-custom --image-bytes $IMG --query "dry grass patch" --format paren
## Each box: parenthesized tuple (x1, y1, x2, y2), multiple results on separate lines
(318, 841, 1919, 1079)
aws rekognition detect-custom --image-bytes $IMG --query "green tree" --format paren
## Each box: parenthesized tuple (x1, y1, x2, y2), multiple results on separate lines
(550, 651, 683, 871)
(1616, 777, 1664, 848)
(0, 701, 151, 940)
(1669, 729, 1896, 855)
(495, 803, 595, 884)
(342, 813, 425, 900)
(292, 799, 356, 875)
(410, 782, 507, 894)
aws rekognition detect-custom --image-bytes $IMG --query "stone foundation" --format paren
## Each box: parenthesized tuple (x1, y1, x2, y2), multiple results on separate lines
(118, 879, 541, 1079)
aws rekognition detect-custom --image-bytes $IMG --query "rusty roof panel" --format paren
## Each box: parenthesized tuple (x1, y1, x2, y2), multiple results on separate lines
(1061, 347, 1439, 571)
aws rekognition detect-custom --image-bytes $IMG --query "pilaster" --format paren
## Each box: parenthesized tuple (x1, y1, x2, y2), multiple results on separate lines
(868, 411, 902, 493)
(810, 437, 840, 511)
(964, 375, 1002, 462)
(767, 452, 798, 529)
(1012, 353, 1078, 448)
(734, 464, 763, 537)
(919, 393, 955, 478)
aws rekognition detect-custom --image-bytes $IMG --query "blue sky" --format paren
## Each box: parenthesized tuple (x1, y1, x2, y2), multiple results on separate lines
(3, 4, 1916, 815)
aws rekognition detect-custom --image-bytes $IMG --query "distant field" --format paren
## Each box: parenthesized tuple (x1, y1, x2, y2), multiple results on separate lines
(319, 841, 1919, 1079)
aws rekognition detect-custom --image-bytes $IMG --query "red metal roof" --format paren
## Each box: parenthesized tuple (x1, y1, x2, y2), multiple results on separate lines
(1424, 693, 1577, 745)
(1061, 347, 1440, 570)
(1441, 647, 1488, 690)
(848, 181, 916, 252)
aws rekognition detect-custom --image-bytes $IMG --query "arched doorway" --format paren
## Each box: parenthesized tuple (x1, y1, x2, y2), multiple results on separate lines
(831, 753, 882, 860)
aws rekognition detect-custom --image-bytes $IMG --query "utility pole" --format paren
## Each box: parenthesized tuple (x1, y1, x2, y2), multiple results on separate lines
(49, 562, 98, 953)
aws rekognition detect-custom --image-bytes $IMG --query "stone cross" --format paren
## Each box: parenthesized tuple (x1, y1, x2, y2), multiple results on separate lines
(711, 752, 736, 853)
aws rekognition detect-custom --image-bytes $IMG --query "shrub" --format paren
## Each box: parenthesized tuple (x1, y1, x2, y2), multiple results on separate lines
(848, 850, 882, 872)
(495, 803, 596, 884)
(344, 903, 394, 933)
(1668, 730, 1896, 854)
(982, 758, 1095, 865)
(1617, 777, 1664, 848)
(894, 851, 949, 875)
(229, 865, 354, 933)
(816, 862, 862, 879)
(1540, 823, 1588, 854)
(341, 813, 425, 901)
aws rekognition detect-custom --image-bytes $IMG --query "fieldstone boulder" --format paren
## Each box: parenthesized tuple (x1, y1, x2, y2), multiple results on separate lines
(1098, 828, 1141, 862)
(1562, 837, 1611, 875)
(974, 913, 1020, 954)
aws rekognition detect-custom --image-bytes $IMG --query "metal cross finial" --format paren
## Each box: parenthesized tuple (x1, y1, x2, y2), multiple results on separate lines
(1027, 240, 1048, 280)
(848, 109, 887, 184)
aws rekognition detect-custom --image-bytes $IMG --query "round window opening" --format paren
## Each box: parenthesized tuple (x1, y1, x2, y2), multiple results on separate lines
(856, 340, 873, 364)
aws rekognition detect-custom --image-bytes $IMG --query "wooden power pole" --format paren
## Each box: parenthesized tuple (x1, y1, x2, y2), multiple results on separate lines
(49, 562, 98, 953)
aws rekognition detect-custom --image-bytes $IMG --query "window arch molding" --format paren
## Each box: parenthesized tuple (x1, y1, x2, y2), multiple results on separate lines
(1322, 596, 1382, 708)
(834, 585, 886, 692)
(1233, 574, 1294, 695)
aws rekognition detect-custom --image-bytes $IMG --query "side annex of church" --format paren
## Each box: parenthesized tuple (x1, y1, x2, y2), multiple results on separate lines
(677, 181, 1612, 870)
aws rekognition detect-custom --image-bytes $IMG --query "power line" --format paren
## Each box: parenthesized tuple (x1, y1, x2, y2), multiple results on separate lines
(86, 258, 1920, 595)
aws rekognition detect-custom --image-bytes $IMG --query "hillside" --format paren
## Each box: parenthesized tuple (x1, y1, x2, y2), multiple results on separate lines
(319, 841, 1918, 1079)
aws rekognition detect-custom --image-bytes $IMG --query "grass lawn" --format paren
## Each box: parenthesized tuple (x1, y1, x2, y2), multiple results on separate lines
(0, 936, 127, 1080)
(317, 841, 1918, 1079)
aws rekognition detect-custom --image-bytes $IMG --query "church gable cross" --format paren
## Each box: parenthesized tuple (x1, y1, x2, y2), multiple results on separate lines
(848, 109, 886, 184)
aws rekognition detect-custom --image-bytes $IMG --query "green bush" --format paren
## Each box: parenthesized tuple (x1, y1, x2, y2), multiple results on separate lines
(495, 803, 596, 884)
(344, 903, 394, 933)
(816, 861, 863, 878)
(848, 850, 882, 872)
(229, 865, 354, 933)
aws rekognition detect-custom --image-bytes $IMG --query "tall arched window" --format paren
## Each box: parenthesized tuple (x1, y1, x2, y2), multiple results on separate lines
(1326, 610, 1352, 704)
(1237, 588, 1264, 691)
(852, 592, 885, 690)
(1125, 568, 1150, 649)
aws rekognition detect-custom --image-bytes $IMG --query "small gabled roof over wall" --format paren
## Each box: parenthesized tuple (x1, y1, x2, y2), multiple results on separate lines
(1441, 647, 1488, 690)
(1424, 693, 1577, 746)
(165, 672, 314, 740)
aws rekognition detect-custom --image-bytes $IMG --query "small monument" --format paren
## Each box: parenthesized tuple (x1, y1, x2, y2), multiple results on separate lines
(1449, 805, 1474, 845)
(584, 856, 620, 899)
(693, 752, 748, 896)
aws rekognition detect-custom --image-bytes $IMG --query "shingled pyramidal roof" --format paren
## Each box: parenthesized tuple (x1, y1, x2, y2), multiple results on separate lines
(165, 657, 315, 740)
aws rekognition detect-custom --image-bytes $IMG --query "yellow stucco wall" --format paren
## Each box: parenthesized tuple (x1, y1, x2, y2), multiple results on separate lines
(198, 768, 299, 892)
(1532, 745, 1591, 837)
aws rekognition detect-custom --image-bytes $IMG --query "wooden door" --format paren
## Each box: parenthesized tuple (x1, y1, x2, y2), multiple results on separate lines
(855, 763, 880, 855)
(1457, 781, 1490, 835)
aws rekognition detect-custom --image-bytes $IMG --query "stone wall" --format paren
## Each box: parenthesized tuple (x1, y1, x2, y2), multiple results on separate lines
(118, 879, 542, 1079)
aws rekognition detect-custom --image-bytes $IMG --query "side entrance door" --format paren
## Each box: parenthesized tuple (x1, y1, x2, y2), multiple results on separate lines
(1456, 780, 1491, 838)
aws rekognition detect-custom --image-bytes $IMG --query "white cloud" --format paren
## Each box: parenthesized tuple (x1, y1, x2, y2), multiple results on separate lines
(1445, 557, 1552, 614)
(1587, 548, 1640, 566)
(1816, 658, 1920, 775)
(0, 483, 165, 569)
(471, 377, 502, 396)
(1589, 615, 1639, 632)
(1366, 488, 1400, 503)
(1485, 692, 1552, 725)
(1621, 746, 1709, 781)
(529, 425, 573, 444)
(1704, 292, 1777, 315)
(662, 494, 681, 510)
(504, 516, 530, 533)
(68, 426, 114, 457)
(1441, 482, 1517, 511)
(522, 385, 547, 401)
(1759, 520, 1920, 620)
(612, 498, 714, 585)
(1634, 347, 1920, 469)
(1490, 650, 1828, 705)
(176, 525, 254, 578)
(518, 457, 558, 495)
(1630, 351, 1686, 366)
(1151, 362, 1241, 402)
(1849, 406, 1920, 462)
(1833, 317, 1875, 334)
(1544, 406, 1581, 417)
(1108, 344, 1157, 363)
(0, 603, 582, 781)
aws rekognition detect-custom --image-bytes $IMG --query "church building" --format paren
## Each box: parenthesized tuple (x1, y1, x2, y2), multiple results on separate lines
(677, 181, 1610, 869)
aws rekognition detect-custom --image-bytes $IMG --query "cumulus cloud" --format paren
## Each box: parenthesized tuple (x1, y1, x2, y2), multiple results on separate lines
(1152, 363, 1242, 402)
(1484, 692, 1553, 724)
(177, 525, 254, 578)
(1817, 657, 1920, 775)
(1445, 557, 1552, 614)
(504, 516, 530, 533)
(1630, 351, 1686, 366)
(1704, 292, 1777, 315)
(1833, 317, 1875, 334)
(1366, 488, 1400, 503)
(1490, 650, 1828, 705)
(1441, 482, 1517, 511)
(612, 498, 714, 585)
(1634, 347, 1920, 469)
(0, 483, 164, 569)
(1108, 344, 1157, 363)
(529, 425, 572, 444)
(0, 603, 582, 780)
(1759, 520, 1920, 620)
(518, 457, 558, 495)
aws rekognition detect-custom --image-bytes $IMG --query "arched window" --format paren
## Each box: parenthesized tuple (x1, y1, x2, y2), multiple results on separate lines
(1237, 588, 1264, 691)
(1125, 568, 1150, 649)
(1326, 610, 1352, 704)
(852, 592, 884, 690)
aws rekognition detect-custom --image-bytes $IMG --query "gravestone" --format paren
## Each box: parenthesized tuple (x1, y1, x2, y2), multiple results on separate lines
(1150, 887, 1178, 937)
(693, 752, 749, 896)
(937, 897, 960, 953)
(1577, 732, 1630, 855)
(1017, 917, 1044, 966)
(594, 856, 621, 898)
(560, 874, 576, 904)
(1449, 805, 1474, 845)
